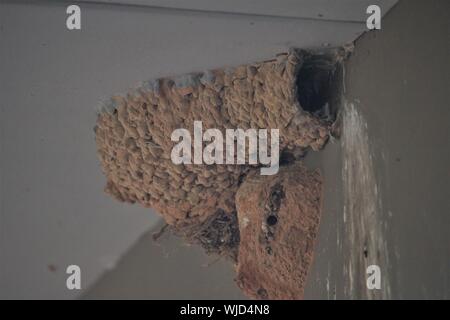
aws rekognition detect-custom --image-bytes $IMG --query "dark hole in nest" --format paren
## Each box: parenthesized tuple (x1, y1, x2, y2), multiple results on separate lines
(268, 183, 285, 213)
(280, 148, 305, 166)
(257, 288, 268, 299)
(237, 172, 246, 186)
(266, 215, 278, 226)
(296, 54, 335, 115)
(279, 150, 296, 165)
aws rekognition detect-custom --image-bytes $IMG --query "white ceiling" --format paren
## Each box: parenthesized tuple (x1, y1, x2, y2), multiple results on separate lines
(82, 0, 398, 21)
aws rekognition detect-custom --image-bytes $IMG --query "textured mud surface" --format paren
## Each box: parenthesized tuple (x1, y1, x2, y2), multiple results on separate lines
(95, 49, 341, 298)
(235, 163, 323, 299)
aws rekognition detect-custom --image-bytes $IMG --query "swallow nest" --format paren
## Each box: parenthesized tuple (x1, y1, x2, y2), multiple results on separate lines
(95, 49, 341, 299)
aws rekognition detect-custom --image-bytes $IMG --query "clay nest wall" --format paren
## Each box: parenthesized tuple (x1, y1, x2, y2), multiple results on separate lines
(95, 48, 343, 297)
(235, 163, 323, 299)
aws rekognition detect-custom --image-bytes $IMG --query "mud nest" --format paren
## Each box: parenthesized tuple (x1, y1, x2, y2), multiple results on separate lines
(235, 162, 323, 299)
(95, 48, 342, 299)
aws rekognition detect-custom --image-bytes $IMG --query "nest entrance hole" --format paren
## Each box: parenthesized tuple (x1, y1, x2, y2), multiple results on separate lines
(296, 53, 340, 119)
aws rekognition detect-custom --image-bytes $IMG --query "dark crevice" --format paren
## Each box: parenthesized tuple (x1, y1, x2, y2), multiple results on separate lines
(266, 215, 278, 226)
(296, 53, 341, 120)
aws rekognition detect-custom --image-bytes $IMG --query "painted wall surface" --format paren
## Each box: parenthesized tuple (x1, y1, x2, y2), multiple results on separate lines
(84, 0, 397, 22)
(0, 0, 396, 299)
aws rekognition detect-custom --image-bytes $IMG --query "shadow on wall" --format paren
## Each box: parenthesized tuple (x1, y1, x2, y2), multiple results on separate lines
(83, 220, 246, 299)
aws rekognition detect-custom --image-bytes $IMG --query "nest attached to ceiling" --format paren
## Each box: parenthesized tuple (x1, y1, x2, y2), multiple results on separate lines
(95, 48, 341, 298)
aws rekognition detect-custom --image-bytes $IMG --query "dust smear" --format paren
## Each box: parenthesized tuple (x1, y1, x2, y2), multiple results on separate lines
(341, 101, 391, 299)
